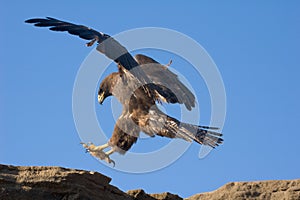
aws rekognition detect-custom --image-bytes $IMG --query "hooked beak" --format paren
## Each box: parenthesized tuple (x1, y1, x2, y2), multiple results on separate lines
(98, 92, 105, 104)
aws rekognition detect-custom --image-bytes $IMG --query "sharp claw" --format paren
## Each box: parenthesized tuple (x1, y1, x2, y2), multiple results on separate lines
(81, 142, 115, 166)
(81, 142, 87, 149)
(104, 157, 115, 167)
(110, 159, 115, 167)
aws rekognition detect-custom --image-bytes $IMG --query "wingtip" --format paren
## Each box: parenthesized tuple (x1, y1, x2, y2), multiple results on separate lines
(24, 18, 34, 23)
(25, 17, 56, 24)
(46, 16, 57, 20)
(24, 17, 45, 24)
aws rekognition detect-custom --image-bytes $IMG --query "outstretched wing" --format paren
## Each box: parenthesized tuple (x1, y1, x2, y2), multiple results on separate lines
(25, 17, 106, 41)
(25, 17, 152, 94)
(135, 54, 196, 110)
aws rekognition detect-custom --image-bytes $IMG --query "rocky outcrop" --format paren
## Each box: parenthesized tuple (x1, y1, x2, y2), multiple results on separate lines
(0, 164, 132, 200)
(127, 189, 182, 200)
(187, 179, 300, 200)
(0, 164, 299, 200)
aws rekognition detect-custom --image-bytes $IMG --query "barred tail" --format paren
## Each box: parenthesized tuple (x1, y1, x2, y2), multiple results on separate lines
(177, 122, 223, 148)
(151, 114, 223, 148)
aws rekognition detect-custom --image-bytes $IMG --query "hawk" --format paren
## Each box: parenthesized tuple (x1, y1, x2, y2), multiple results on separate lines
(25, 17, 223, 166)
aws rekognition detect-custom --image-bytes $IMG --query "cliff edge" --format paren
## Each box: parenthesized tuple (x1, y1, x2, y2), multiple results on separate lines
(0, 164, 299, 200)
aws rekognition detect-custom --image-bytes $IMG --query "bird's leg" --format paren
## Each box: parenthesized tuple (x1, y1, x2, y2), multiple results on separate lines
(81, 142, 115, 166)
(105, 149, 115, 156)
(103, 149, 115, 167)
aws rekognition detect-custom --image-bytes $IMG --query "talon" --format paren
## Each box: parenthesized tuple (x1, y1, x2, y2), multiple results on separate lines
(81, 142, 87, 148)
(109, 159, 115, 167)
(104, 156, 115, 167)
(81, 142, 115, 166)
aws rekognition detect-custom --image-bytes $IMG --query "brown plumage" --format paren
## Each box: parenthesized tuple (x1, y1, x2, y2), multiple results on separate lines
(25, 17, 223, 165)
(98, 54, 223, 157)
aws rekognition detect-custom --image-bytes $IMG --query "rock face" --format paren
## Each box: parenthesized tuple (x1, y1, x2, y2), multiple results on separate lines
(0, 164, 132, 200)
(0, 164, 299, 200)
(188, 180, 300, 200)
(127, 189, 182, 200)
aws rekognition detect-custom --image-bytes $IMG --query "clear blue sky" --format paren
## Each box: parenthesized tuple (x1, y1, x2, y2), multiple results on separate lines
(1, 0, 300, 198)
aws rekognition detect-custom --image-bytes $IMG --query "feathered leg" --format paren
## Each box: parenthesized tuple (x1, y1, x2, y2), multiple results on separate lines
(81, 117, 140, 166)
(108, 121, 139, 155)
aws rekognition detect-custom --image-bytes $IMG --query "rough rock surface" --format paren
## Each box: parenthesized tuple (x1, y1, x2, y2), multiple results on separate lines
(187, 179, 300, 200)
(127, 189, 182, 200)
(0, 164, 132, 200)
(0, 164, 299, 200)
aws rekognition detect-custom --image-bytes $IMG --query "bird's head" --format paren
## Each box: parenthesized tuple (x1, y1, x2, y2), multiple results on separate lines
(98, 72, 120, 104)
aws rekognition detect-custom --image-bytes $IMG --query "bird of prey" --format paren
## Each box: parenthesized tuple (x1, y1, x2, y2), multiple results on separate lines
(25, 17, 223, 166)
(88, 54, 223, 165)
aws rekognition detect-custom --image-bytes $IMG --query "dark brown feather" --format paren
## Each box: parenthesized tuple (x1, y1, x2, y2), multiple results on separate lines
(25, 17, 154, 98)
(98, 65, 222, 152)
(134, 54, 196, 110)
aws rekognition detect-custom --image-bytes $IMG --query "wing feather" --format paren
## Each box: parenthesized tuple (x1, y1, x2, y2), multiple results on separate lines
(25, 17, 102, 40)
(135, 54, 195, 110)
(25, 17, 153, 96)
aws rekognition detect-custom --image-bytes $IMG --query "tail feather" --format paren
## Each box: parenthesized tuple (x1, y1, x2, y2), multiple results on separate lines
(152, 114, 223, 148)
(198, 125, 221, 131)
(198, 126, 223, 137)
(178, 122, 223, 148)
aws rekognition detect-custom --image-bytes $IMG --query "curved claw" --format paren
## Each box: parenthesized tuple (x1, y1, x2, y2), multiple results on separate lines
(81, 142, 116, 166)
(106, 158, 115, 167)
